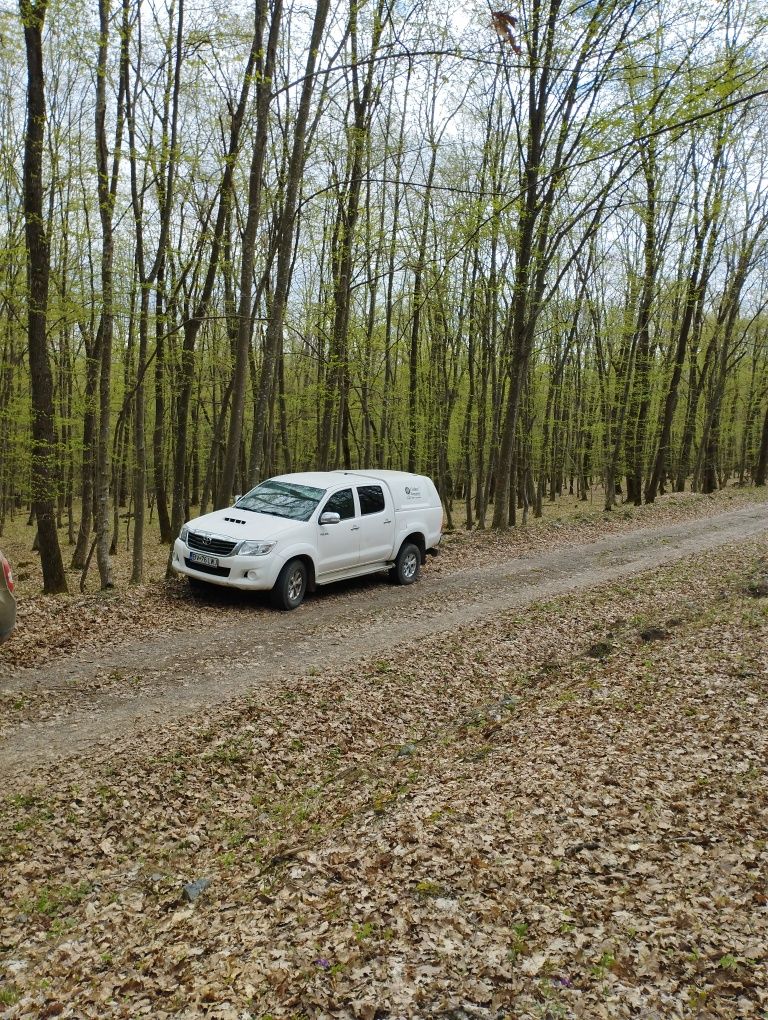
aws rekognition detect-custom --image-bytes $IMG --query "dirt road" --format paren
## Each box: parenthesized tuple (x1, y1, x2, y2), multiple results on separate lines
(2, 501, 767, 777)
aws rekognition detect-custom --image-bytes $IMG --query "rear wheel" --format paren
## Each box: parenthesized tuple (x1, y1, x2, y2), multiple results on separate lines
(391, 541, 421, 585)
(271, 558, 308, 610)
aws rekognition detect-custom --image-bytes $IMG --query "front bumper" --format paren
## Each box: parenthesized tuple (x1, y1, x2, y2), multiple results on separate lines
(171, 539, 283, 591)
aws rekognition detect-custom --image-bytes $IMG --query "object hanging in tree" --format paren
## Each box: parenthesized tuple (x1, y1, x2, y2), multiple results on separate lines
(492, 11, 522, 54)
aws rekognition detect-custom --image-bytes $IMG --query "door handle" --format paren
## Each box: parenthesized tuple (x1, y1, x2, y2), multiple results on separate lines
(351, 525, 360, 531)
(383, 519, 392, 524)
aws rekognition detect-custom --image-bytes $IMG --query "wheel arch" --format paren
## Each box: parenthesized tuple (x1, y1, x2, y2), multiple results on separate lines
(275, 547, 318, 592)
(296, 553, 317, 592)
(398, 531, 426, 564)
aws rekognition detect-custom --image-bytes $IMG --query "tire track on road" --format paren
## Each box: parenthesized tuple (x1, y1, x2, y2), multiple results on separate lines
(1, 502, 766, 777)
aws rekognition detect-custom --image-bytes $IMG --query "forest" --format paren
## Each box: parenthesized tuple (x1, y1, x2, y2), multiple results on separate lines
(3, 0, 768, 593)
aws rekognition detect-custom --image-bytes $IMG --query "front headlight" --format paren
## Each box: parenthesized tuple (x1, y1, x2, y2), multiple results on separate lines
(237, 540, 276, 556)
(180, 525, 189, 544)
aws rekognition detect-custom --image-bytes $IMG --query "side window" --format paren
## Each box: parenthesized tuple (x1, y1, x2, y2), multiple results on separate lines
(358, 485, 385, 515)
(323, 488, 355, 520)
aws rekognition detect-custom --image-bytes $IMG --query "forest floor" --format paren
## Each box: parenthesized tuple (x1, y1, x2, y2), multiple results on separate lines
(1, 488, 767, 1018)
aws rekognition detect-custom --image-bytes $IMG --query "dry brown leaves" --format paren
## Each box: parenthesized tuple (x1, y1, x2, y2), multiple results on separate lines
(1, 528, 766, 1018)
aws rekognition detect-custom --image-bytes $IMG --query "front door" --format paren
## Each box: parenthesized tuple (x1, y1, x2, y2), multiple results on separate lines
(315, 487, 360, 577)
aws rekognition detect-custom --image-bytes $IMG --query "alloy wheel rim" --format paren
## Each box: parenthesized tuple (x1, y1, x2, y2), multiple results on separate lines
(403, 552, 418, 579)
(288, 569, 304, 602)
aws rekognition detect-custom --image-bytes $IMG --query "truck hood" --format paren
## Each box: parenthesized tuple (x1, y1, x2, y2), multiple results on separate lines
(186, 507, 307, 542)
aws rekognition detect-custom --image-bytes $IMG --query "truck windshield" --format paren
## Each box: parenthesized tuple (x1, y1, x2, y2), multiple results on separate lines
(236, 480, 325, 521)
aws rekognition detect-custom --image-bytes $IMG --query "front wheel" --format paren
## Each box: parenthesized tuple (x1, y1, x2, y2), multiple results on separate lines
(271, 558, 308, 610)
(391, 541, 421, 585)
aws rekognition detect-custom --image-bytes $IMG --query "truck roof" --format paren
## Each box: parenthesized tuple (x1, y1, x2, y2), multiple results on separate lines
(337, 469, 428, 483)
(268, 471, 352, 490)
(269, 469, 431, 489)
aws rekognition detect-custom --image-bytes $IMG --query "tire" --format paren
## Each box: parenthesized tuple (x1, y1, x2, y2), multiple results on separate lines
(392, 541, 421, 585)
(271, 558, 308, 610)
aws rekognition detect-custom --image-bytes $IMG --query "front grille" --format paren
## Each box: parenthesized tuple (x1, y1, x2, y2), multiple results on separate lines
(185, 558, 231, 578)
(187, 532, 237, 556)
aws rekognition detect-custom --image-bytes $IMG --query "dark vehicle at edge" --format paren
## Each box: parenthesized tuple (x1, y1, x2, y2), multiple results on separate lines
(0, 550, 16, 644)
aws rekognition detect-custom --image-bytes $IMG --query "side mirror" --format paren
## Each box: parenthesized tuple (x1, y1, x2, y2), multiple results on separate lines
(320, 511, 341, 525)
(233, 494, 242, 503)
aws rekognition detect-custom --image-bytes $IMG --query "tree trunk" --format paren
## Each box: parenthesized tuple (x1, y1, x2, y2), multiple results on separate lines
(217, 0, 280, 506)
(93, 0, 128, 588)
(646, 127, 725, 502)
(318, 0, 387, 470)
(20, 0, 67, 593)
(250, 0, 331, 482)
(755, 401, 768, 486)
(625, 142, 658, 507)
(166, 24, 264, 570)
(153, 272, 173, 541)
(71, 322, 98, 569)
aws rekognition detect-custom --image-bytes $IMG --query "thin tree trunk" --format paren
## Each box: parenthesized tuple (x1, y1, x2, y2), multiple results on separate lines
(646, 131, 725, 502)
(72, 322, 98, 568)
(755, 401, 768, 486)
(20, 0, 67, 593)
(250, 0, 331, 482)
(217, 0, 280, 506)
(318, 0, 387, 469)
(153, 272, 172, 540)
(93, 0, 128, 588)
(128, 0, 183, 577)
(166, 26, 263, 572)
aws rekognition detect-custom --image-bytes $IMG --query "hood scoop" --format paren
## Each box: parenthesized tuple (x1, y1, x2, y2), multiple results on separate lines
(224, 516, 247, 525)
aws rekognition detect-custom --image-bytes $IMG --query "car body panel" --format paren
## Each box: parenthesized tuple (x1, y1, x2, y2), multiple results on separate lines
(171, 470, 442, 596)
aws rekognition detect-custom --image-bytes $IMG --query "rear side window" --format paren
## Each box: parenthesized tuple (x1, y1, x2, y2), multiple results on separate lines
(324, 488, 355, 520)
(357, 485, 385, 515)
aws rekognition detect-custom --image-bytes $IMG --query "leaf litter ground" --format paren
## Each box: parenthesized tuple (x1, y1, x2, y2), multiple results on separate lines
(1, 508, 767, 1018)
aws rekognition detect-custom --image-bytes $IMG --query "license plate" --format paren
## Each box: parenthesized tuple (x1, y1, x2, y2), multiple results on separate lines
(189, 550, 219, 568)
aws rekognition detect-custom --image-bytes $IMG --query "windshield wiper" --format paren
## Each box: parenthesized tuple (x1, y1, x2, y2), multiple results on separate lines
(237, 502, 282, 515)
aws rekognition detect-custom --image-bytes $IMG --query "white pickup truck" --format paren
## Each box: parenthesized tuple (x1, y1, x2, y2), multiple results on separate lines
(171, 469, 442, 609)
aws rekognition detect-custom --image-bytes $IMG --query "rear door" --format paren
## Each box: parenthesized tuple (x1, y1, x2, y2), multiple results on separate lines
(356, 483, 395, 565)
(315, 487, 360, 576)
